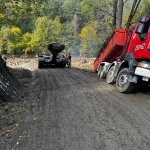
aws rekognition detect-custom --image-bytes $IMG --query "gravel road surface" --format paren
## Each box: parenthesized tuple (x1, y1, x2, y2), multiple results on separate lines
(3, 67, 150, 150)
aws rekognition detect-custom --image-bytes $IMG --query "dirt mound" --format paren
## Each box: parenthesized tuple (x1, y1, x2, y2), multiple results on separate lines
(0, 57, 32, 102)
(0, 58, 32, 149)
(9, 68, 32, 79)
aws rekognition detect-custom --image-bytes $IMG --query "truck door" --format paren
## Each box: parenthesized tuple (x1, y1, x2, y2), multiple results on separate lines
(132, 17, 150, 60)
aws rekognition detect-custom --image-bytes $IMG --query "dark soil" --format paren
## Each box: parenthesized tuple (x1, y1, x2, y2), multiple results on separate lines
(0, 67, 32, 150)
(1, 61, 150, 150)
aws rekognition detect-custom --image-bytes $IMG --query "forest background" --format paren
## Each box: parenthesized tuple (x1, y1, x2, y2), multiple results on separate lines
(0, 0, 150, 57)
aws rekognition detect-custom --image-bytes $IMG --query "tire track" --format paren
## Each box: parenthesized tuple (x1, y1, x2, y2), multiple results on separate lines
(11, 68, 150, 150)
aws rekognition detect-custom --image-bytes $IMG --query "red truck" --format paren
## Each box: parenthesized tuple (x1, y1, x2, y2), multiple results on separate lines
(94, 15, 150, 93)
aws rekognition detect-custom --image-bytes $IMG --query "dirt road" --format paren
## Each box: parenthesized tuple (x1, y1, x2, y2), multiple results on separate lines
(3, 67, 150, 150)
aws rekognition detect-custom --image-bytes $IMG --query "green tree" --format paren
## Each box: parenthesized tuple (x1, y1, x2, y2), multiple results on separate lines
(0, 26, 12, 54)
(31, 16, 64, 52)
(0, 0, 148, 56)
(80, 22, 99, 57)
(40, 0, 63, 19)
(22, 32, 32, 54)
(9, 27, 23, 54)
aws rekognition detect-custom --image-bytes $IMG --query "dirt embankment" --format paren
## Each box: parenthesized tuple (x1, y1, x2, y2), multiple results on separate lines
(0, 57, 32, 150)
(0, 58, 32, 102)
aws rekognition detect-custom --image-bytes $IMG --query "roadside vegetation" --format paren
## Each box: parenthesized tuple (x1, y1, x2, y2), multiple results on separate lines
(0, 0, 150, 57)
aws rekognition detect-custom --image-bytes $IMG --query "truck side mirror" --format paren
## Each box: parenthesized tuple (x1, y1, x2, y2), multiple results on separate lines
(140, 16, 148, 23)
(135, 23, 144, 34)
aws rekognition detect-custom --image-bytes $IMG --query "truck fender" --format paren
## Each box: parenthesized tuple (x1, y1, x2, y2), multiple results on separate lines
(106, 61, 118, 73)
(115, 61, 139, 83)
(114, 61, 129, 77)
(104, 61, 121, 82)
(105, 61, 129, 80)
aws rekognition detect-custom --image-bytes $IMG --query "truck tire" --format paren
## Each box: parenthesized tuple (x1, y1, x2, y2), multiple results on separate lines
(97, 66, 102, 76)
(38, 62, 43, 69)
(106, 66, 115, 84)
(61, 64, 66, 68)
(99, 66, 105, 79)
(116, 68, 135, 93)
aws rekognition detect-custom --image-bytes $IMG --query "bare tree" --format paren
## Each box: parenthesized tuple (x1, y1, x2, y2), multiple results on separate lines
(126, 0, 141, 28)
(118, 0, 124, 28)
(118, 0, 130, 28)
(113, 0, 118, 28)
(114, 0, 140, 28)
(123, 0, 128, 5)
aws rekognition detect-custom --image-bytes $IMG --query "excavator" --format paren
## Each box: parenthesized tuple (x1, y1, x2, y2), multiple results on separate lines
(38, 43, 68, 68)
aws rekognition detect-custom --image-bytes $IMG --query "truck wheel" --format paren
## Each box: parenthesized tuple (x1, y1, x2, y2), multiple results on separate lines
(97, 69, 100, 76)
(99, 66, 105, 79)
(61, 64, 66, 68)
(106, 66, 115, 84)
(116, 68, 134, 93)
(38, 63, 42, 69)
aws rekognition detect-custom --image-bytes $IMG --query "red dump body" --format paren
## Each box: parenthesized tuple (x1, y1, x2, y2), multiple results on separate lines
(94, 29, 129, 72)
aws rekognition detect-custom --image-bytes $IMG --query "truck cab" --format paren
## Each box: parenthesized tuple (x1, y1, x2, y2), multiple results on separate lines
(127, 16, 150, 59)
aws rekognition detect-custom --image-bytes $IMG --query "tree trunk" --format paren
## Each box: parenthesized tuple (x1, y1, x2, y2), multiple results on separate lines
(118, 0, 124, 28)
(126, 0, 141, 28)
(113, 0, 118, 28)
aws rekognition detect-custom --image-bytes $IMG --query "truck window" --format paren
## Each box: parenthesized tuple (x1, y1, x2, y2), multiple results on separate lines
(139, 21, 150, 41)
